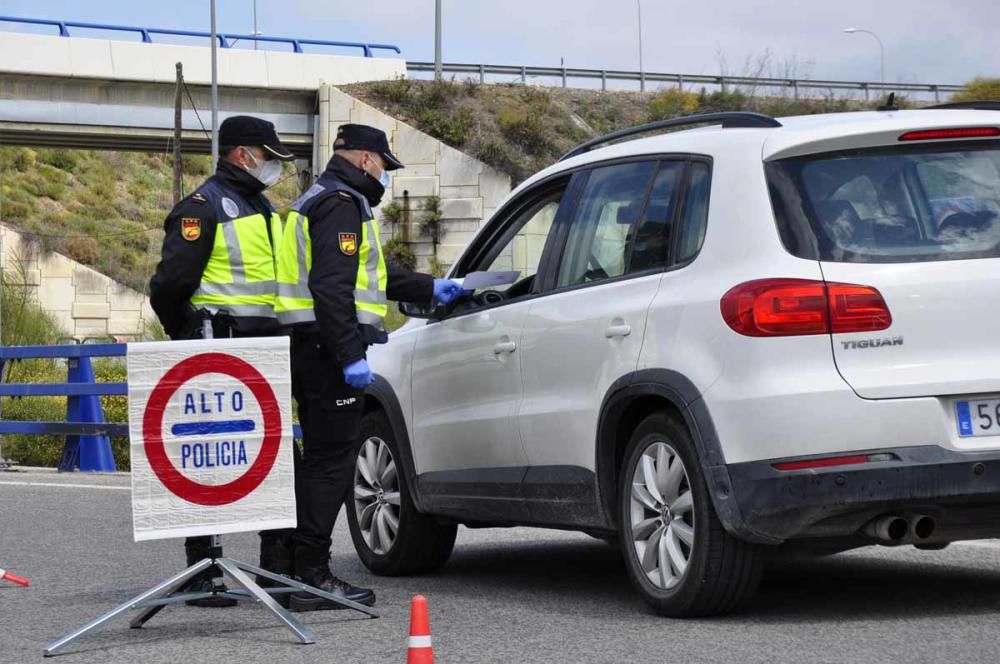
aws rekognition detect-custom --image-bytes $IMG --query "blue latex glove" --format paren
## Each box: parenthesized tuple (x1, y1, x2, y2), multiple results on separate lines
(433, 278, 470, 305)
(343, 358, 374, 388)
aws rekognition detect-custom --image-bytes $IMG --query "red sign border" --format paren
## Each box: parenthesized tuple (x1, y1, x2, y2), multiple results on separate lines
(141, 352, 283, 506)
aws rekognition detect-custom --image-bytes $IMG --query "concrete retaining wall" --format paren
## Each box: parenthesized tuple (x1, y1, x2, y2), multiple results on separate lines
(318, 85, 512, 272)
(0, 224, 154, 340)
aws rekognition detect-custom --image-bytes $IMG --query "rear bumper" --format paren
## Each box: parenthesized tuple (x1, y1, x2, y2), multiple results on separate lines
(725, 445, 1000, 543)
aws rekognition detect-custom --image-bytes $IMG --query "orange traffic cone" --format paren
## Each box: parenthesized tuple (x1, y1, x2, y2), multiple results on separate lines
(407, 595, 434, 664)
(0, 567, 29, 587)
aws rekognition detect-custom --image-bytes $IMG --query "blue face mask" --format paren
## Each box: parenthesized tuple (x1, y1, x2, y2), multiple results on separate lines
(379, 169, 391, 189)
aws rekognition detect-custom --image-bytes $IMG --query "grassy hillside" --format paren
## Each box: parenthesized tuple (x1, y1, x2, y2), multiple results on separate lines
(343, 80, 893, 184)
(0, 147, 299, 293)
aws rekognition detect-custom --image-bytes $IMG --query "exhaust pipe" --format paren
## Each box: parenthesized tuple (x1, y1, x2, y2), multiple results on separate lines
(909, 514, 935, 540)
(864, 515, 908, 542)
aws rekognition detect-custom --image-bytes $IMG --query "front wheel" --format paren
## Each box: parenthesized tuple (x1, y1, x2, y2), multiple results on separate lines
(346, 410, 457, 576)
(618, 412, 763, 616)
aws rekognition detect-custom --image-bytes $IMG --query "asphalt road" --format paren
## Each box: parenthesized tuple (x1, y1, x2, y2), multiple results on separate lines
(3, 469, 1000, 663)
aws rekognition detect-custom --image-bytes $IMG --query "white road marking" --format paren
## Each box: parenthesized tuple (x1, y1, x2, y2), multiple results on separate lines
(0, 480, 129, 491)
(952, 540, 1000, 549)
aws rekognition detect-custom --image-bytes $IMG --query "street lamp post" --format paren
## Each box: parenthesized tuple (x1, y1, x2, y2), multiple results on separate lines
(636, 0, 644, 92)
(434, 0, 442, 81)
(843, 27, 885, 87)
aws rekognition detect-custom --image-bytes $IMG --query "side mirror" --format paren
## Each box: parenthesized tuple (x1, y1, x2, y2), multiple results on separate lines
(399, 301, 443, 319)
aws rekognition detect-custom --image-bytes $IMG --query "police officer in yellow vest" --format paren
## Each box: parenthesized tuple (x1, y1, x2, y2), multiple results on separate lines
(274, 124, 466, 611)
(149, 115, 295, 607)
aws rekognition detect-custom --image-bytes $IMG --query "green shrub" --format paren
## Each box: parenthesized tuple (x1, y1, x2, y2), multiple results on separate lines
(647, 88, 701, 120)
(472, 138, 524, 183)
(1, 260, 65, 349)
(416, 78, 460, 113)
(0, 147, 36, 172)
(383, 237, 416, 270)
(419, 195, 444, 250)
(951, 78, 1000, 102)
(376, 76, 413, 104)
(0, 395, 66, 467)
(417, 107, 474, 147)
(696, 88, 749, 112)
(37, 148, 79, 172)
(497, 104, 551, 153)
(182, 154, 211, 177)
(380, 200, 404, 227)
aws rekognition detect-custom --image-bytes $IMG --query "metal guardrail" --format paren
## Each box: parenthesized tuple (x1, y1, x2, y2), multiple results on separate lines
(407, 62, 965, 101)
(0, 15, 401, 57)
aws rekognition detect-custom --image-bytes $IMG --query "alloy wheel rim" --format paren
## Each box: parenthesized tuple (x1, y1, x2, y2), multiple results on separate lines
(353, 436, 401, 555)
(629, 441, 696, 590)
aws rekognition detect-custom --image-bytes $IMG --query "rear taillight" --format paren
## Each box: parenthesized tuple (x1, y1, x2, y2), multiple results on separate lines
(720, 278, 891, 337)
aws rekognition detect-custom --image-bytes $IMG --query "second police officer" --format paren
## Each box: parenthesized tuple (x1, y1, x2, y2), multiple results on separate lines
(270, 124, 466, 610)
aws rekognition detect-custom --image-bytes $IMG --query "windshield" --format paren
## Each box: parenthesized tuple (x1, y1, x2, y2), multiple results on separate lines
(766, 141, 1000, 263)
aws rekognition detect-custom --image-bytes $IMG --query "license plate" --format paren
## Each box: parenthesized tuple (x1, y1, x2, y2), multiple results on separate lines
(955, 399, 1000, 437)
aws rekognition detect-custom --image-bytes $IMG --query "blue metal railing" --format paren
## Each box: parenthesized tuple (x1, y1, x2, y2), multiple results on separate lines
(0, 343, 126, 471)
(0, 15, 401, 57)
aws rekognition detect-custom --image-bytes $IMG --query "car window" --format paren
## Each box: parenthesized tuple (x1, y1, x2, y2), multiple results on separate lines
(464, 191, 562, 299)
(676, 161, 711, 263)
(768, 144, 1000, 263)
(628, 162, 684, 273)
(556, 161, 657, 287)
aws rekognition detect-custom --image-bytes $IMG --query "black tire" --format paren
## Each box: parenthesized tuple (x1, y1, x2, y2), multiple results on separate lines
(346, 410, 457, 575)
(618, 412, 762, 617)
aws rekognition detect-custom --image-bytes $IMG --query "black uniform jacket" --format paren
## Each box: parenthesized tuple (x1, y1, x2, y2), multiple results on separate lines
(149, 161, 281, 340)
(302, 155, 434, 367)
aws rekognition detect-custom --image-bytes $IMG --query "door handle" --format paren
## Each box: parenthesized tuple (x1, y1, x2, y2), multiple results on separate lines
(494, 341, 517, 354)
(605, 324, 632, 338)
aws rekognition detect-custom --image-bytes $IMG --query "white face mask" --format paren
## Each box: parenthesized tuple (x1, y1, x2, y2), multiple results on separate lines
(364, 153, 390, 189)
(242, 148, 283, 187)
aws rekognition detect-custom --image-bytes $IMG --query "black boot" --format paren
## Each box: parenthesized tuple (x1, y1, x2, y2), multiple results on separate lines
(290, 546, 375, 612)
(257, 535, 294, 608)
(184, 538, 237, 608)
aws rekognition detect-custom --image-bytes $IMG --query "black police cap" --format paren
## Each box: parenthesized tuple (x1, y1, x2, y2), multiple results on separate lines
(219, 115, 296, 161)
(333, 124, 404, 170)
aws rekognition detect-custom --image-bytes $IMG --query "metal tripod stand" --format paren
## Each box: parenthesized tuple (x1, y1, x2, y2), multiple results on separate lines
(44, 550, 378, 656)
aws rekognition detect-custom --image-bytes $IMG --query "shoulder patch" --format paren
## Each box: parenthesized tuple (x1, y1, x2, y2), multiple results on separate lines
(337, 191, 353, 200)
(339, 232, 358, 256)
(181, 218, 202, 241)
(190, 193, 208, 204)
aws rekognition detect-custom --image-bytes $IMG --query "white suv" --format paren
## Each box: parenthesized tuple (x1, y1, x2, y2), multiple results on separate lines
(346, 103, 1000, 616)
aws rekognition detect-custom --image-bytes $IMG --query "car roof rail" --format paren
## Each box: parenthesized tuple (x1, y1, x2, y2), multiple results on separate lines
(559, 111, 782, 161)
(926, 101, 1000, 111)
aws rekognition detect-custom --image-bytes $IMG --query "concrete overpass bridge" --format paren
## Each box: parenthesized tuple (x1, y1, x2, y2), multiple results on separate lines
(0, 17, 407, 169)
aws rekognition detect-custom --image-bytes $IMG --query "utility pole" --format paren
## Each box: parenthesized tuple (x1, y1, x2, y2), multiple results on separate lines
(210, 0, 220, 166)
(173, 63, 184, 205)
(434, 0, 442, 81)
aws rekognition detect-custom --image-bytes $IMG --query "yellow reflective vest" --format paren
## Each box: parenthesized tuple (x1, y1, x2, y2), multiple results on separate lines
(188, 178, 282, 319)
(275, 178, 388, 330)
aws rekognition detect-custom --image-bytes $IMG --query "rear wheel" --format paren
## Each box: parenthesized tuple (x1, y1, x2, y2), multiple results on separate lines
(618, 412, 763, 616)
(346, 410, 457, 575)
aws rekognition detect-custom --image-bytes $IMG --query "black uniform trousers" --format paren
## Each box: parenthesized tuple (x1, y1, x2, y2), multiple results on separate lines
(288, 330, 365, 553)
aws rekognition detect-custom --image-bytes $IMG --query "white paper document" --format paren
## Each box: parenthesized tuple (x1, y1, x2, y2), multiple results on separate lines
(459, 271, 521, 290)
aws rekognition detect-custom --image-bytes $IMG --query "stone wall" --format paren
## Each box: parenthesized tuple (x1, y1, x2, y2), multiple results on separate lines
(0, 225, 154, 340)
(317, 85, 513, 272)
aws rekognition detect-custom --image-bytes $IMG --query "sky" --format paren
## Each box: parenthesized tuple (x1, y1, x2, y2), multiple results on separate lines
(1, 0, 997, 86)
